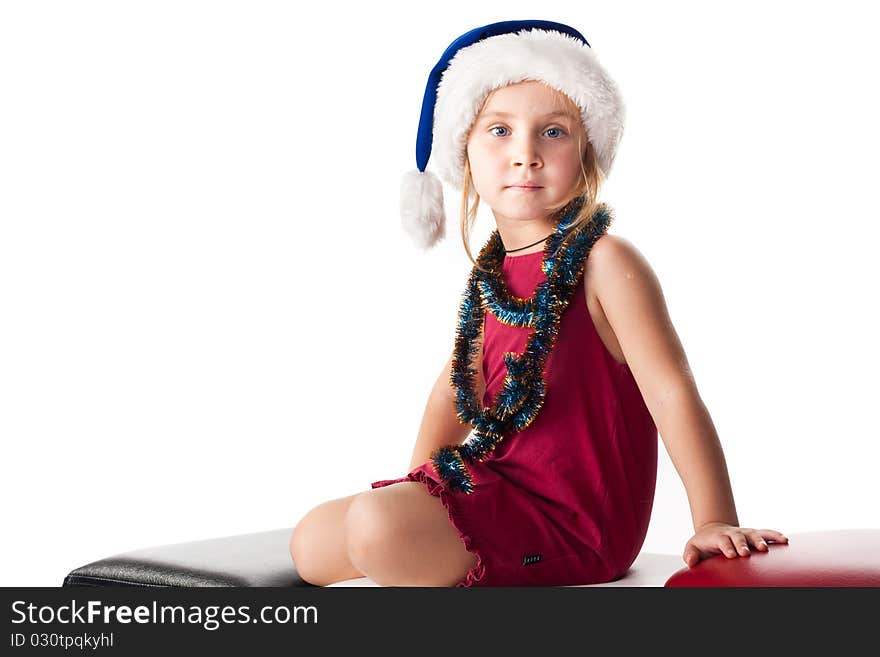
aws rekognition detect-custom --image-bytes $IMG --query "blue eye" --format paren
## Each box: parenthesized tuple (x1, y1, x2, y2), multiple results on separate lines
(489, 126, 566, 138)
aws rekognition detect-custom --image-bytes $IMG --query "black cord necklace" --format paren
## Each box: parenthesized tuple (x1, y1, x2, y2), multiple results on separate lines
(503, 233, 554, 253)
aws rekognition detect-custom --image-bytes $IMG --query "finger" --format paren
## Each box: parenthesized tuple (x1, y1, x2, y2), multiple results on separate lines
(683, 545, 699, 568)
(748, 531, 770, 551)
(760, 530, 789, 544)
(729, 531, 751, 556)
(718, 535, 738, 558)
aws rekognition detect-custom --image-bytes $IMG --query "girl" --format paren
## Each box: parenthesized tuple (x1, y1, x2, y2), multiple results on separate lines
(290, 19, 788, 587)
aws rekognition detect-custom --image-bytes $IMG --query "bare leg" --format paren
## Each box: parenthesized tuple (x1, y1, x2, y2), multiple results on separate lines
(290, 493, 365, 586)
(344, 482, 478, 587)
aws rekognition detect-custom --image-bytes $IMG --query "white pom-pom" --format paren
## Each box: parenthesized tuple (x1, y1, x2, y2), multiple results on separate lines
(400, 169, 446, 250)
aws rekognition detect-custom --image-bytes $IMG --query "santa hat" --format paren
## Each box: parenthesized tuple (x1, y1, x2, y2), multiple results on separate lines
(400, 19, 626, 250)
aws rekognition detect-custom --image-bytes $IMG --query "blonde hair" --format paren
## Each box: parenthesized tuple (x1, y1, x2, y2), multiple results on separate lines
(460, 83, 607, 273)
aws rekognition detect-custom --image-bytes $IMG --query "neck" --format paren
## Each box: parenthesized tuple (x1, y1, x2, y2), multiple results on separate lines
(496, 217, 557, 255)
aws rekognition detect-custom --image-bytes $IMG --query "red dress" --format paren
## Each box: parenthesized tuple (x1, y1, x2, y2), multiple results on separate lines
(371, 248, 658, 586)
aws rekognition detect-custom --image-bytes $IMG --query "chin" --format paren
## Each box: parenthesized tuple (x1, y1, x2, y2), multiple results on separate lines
(501, 197, 554, 214)
(501, 209, 550, 223)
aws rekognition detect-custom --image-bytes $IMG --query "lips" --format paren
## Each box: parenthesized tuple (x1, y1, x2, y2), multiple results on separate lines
(508, 183, 543, 188)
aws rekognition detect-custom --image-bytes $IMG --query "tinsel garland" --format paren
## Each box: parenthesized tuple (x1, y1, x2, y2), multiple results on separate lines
(430, 196, 613, 494)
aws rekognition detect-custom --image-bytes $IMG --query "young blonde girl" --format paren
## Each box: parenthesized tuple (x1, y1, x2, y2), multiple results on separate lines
(290, 19, 788, 587)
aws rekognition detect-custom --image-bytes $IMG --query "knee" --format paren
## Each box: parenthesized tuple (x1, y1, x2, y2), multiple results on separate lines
(289, 520, 308, 573)
(343, 493, 397, 574)
(289, 520, 305, 566)
(289, 515, 323, 585)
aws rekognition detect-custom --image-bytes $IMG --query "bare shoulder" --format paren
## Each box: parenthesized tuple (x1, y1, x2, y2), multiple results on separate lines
(586, 233, 650, 273)
(586, 233, 661, 295)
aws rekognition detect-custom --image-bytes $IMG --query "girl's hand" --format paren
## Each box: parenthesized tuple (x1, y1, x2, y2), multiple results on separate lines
(682, 522, 789, 568)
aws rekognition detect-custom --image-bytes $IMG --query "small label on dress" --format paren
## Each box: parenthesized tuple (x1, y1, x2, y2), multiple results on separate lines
(522, 553, 542, 566)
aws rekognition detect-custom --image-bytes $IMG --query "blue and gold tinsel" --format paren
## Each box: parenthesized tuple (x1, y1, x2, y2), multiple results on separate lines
(431, 195, 613, 493)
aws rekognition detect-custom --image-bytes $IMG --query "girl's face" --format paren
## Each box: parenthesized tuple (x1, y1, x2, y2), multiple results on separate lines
(466, 80, 586, 226)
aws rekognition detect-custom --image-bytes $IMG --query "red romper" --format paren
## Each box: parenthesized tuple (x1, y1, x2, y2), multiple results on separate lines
(371, 247, 659, 586)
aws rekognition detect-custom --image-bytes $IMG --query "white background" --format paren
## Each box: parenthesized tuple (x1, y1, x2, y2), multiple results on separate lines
(1, 1, 878, 586)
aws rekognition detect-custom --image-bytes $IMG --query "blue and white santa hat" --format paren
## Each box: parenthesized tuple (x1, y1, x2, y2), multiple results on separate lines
(400, 19, 626, 250)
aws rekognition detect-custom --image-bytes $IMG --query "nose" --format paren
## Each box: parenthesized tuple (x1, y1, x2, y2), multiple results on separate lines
(510, 137, 542, 169)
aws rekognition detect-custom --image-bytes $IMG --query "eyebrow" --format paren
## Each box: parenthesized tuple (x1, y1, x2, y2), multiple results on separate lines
(478, 110, 575, 121)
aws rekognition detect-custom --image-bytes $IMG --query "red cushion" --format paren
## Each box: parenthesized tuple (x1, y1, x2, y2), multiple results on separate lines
(664, 529, 880, 587)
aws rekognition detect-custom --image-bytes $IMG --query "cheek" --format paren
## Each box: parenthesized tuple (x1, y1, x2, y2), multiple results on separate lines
(469, 140, 497, 164)
(554, 148, 583, 180)
(468, 147, 503, 177)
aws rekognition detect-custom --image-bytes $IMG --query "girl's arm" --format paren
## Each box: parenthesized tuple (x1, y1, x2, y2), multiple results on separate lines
(586, 234, 738, 531)
(408, 352, 482, 471)
(588, 234, 788, 566)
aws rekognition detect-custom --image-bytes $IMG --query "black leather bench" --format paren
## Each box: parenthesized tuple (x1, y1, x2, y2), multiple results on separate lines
(63, 527, 880, 587)
(63, 527, 313, 587)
